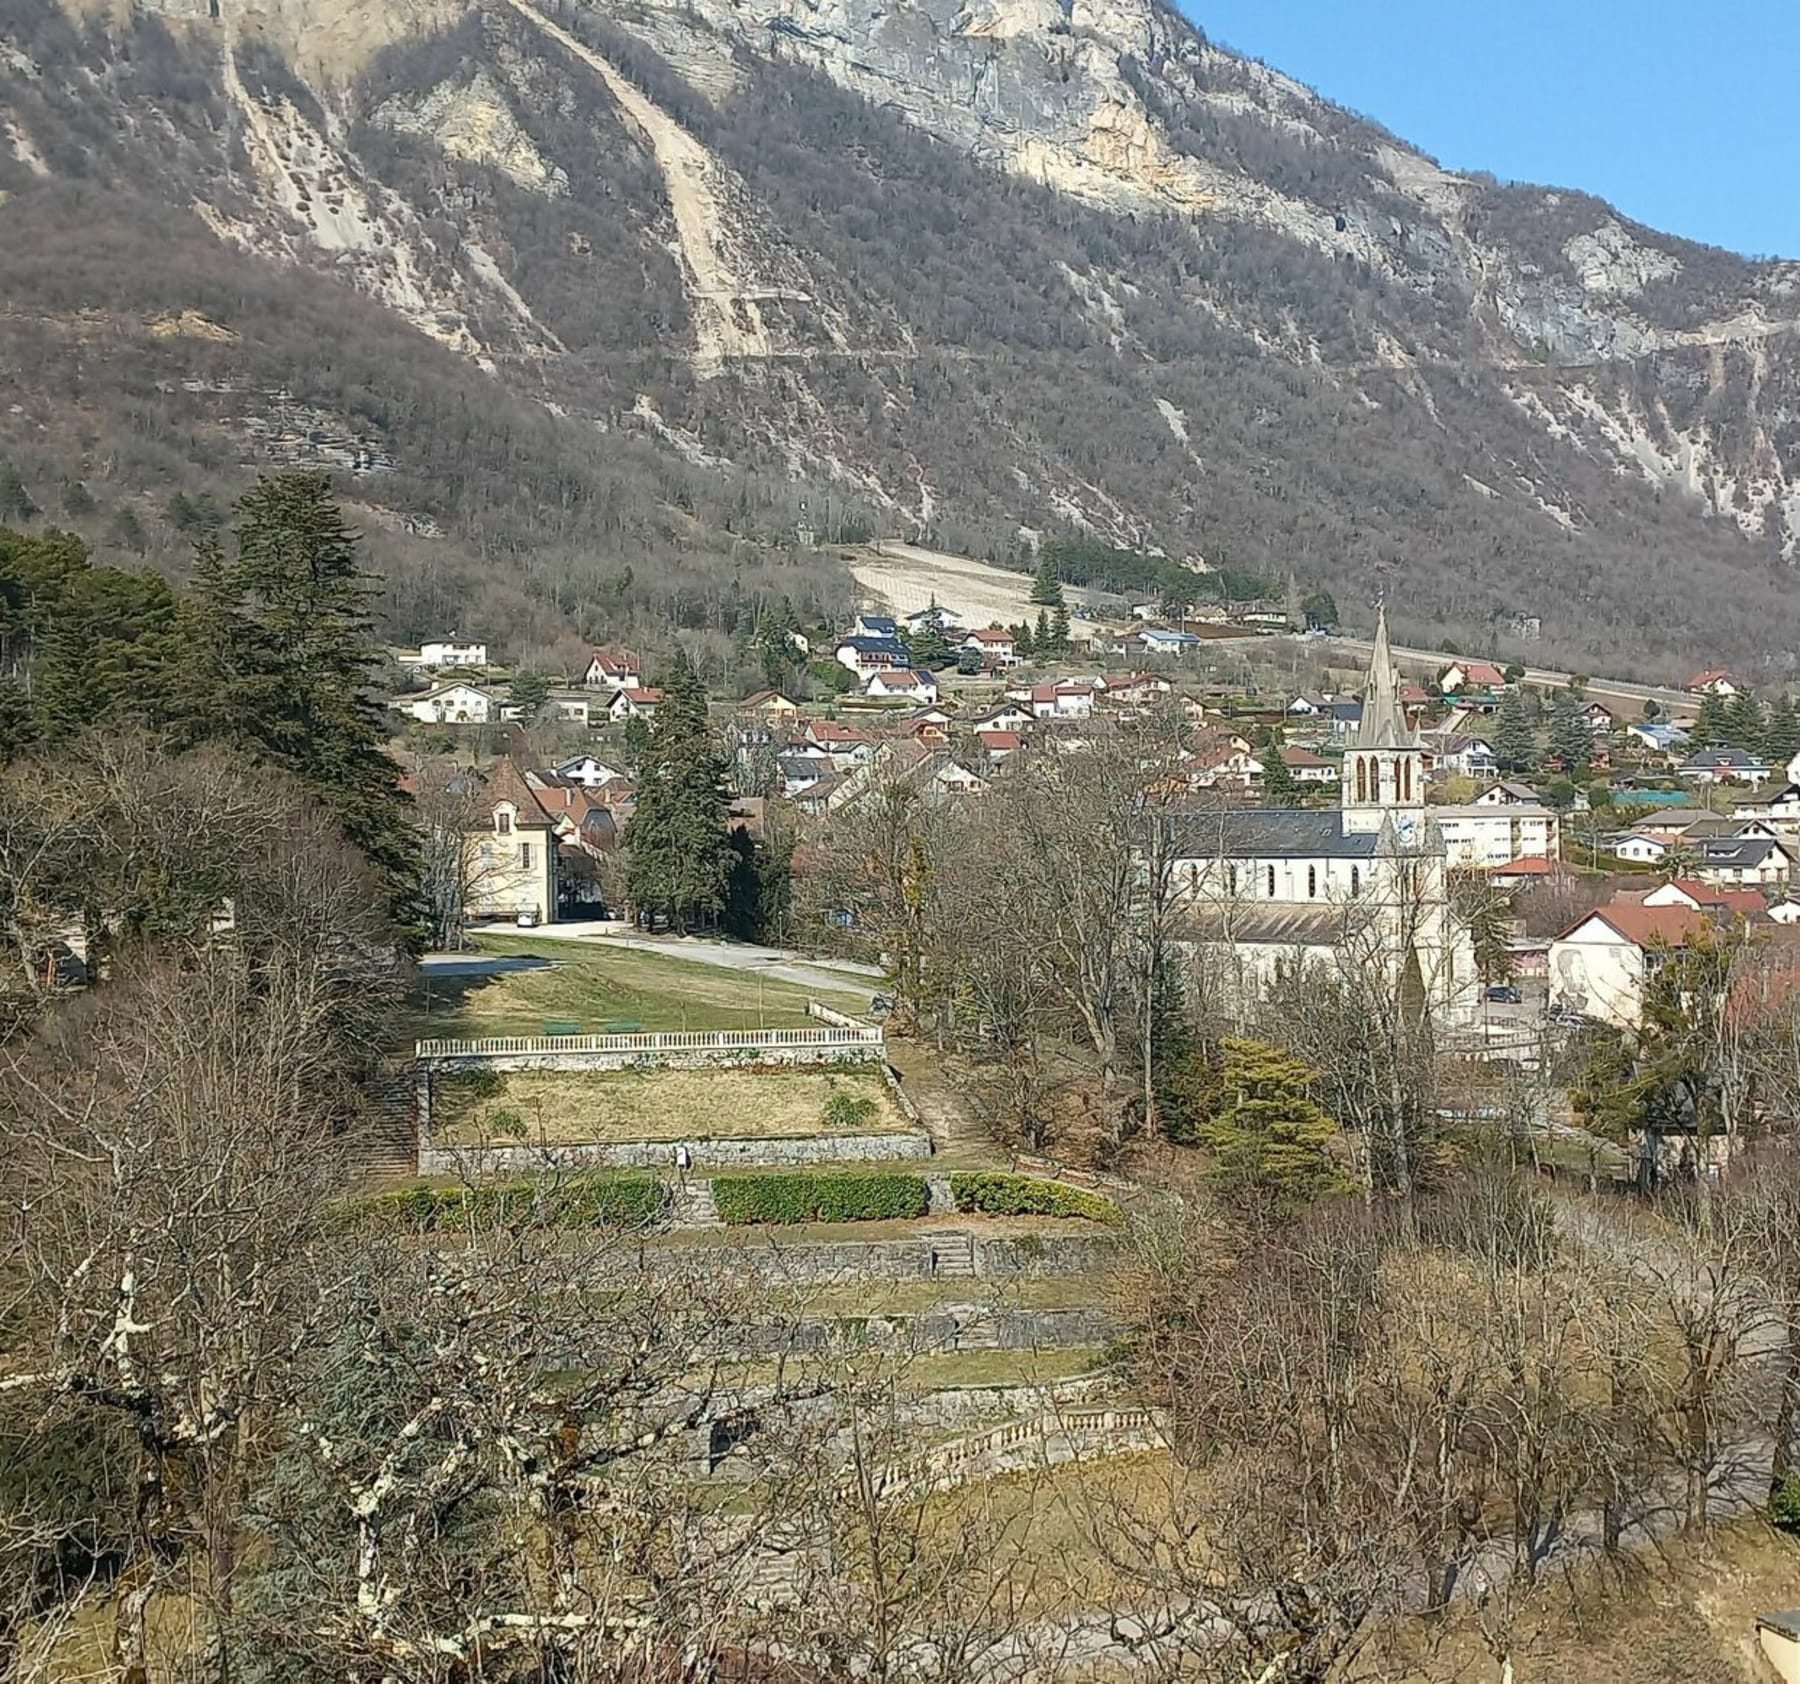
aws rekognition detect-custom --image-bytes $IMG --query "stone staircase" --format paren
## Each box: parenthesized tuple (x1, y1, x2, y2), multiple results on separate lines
(672, 1178, 719, 1226)
(347, 1070, 418, 1183)
(926, 1231, 976, 1278)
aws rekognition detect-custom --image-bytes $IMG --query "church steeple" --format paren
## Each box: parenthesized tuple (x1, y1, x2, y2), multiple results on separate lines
(1342, 604, 1424, 832)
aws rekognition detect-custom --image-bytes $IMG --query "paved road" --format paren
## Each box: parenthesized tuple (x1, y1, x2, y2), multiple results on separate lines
(1319, 634, 1697, 716)
(467, 920, 884, 1000)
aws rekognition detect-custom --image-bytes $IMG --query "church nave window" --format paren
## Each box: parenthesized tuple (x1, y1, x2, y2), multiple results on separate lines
(1307, 865, 1317, 898)
(1355, 758, 1367, 803)
(1351, 865, 1361, 896)
(1266, 865, 1276, 898)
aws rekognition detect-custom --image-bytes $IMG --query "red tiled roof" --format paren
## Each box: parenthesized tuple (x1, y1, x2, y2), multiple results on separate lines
(1561, 903, 1710, 948)
(966, 628, 1014, 644)
(982, 730, 1023, 750)
(1494, 856, 1561, 876)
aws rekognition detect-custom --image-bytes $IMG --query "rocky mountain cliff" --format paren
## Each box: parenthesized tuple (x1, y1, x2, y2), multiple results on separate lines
(2, 0, 1797, 671)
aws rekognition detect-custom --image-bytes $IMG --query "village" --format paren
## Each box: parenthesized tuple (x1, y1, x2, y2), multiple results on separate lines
(388, 589, 1800, 1053)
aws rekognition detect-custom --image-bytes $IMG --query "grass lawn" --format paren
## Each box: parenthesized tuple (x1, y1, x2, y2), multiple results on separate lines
(433, 1066, 909, 1146)
(409, 934, 873, 1043)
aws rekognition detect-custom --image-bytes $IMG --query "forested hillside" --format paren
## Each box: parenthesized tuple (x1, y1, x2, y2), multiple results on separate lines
(1, 0, 1797, 672)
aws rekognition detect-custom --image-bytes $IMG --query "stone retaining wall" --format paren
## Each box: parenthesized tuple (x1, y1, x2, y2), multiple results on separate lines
(725, 1306, 1117, 1357)
(633, 1232, 1117, 1284)
(419, 1129, 932, 1177)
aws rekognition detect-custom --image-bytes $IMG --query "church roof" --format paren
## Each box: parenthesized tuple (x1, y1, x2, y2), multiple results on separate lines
(1351, 606, 1419, 753)
(1170, 809, 1383, 860)
(1180, 903, 1365, 948)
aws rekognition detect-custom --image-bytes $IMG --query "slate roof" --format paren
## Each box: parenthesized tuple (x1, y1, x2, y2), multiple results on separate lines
(1180, 903, 1362, 948)
(1170, 809, 1383, 861)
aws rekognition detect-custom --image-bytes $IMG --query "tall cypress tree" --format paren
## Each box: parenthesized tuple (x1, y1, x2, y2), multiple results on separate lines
(625, 648, 733, 932)
(189, 472, 419, 925)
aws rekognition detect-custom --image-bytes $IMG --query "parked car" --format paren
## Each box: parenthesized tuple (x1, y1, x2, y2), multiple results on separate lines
(515, 908, 540, 928)
(1484, 984, 1522, 1004)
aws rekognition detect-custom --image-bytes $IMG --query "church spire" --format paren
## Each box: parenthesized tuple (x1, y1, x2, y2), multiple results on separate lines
(1352, 603, 1418, 752)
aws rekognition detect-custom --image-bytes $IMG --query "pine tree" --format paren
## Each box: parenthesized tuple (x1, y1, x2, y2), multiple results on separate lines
(190, 472, 419, 925)
(1194, 1038, 1349, 1220)
(1546, 690, 1591, 775)
(1492, 691, 1537, 772)
(1034, 608, 1052, 656)
(1028, 551, 1065, 608)
(1259, 744, 1300, 807)
(625, 648, 733, 932)
(1724, 689, 1766, 753)
(1049, 601, 1071, 653)
(0, 464, 37, 524)
(1690, 691, 1729, 749)
(1767, 695, 1800, 770)
(509, 670, 551, 721)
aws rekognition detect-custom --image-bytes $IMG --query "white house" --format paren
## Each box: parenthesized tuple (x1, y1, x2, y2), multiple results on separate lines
(1472, 779, 1544, 808)
(396, 682, 496, 725)
(853, 613, 900, 640)
(608, 686, 663, 722)
(583, 646, 642, 691)
(1439, 660, 1508, 696)
(1138, 626, 1201, 657)
(555, 754, 626, 787)
(836, 636, 911, 675)
(1028, 680, 1096, 720)
(1687, 669, 1742, 698)
(402, 637, 488, 669)
(1680, 748, 1771, 786)
(1693, 837, 1794, 888)
(1548, 904, 1707, 1029)
(962, 627, 1019, 666)
(1427, 803, 1561, 870)
(1282, 747, 1339, 785)
(1614, 833, 1670, 865)
(864, 668, 940, 704)
(1769, 899, 1800, 926)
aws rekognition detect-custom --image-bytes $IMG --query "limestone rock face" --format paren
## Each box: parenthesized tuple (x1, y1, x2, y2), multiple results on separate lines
(7, 0, 1800, 662)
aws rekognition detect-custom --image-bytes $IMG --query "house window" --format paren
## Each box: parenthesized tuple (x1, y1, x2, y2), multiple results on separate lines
(1307, 865, 1317, 898)
(495, 808, 513, 835)
(520, 841, 533, 871)
(1266, 865, 1276, 898)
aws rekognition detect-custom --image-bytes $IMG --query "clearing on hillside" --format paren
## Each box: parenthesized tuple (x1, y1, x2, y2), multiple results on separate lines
(845, 542, 1101, 632)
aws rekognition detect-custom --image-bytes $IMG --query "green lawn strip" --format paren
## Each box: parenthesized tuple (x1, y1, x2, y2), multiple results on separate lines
(947, 1171, 1122, 1224)
(408, 934, 872, 1042)
(712, 1169, 931, 1224)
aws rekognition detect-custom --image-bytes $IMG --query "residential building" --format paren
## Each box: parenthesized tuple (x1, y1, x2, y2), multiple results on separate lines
(1439, 659, 1508, 696)
(1693, 836, 1794, 888)
(1028, 680, 1096, 720)
(1642, 880, 1771, 921)
(1548, 903, 1710, 1028)
(396, 682, 496, 725)
(1614, 833, 1670, 865)
(1283, 746, 1339, 784)
(836, 635, 911, 675)
(1680, 747, 1771, 785)
(864, 668, 940, 704)
(400, 637, 488, 669)
(1626, 721, 1692, 756)
(742, 689, 801, 717)
(1138, 626, 1201, 657)
(544, 690, 593, 727)
(1583, 701, 1617, 733)
(852, 613, 900, 640)
(583, 646, 643, 691)
(1687, 670, 1742, 698)
(1491, 856, 1566, 890)
(1472, 779, 1543, 808)
(554, 753, 625, 787)
(1428, 803, 1561, 871)
(1422, 732, 1497, 780)
(962, 627, 1019, 666)
(468, 761, 559, 926)
(607, 686, 663, 722)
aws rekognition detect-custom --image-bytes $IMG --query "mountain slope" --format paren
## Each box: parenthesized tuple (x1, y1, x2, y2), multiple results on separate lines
(2, 0, 1796, 673)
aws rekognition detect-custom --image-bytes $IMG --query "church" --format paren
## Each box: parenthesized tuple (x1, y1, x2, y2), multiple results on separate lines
(1170, 609, 1482, 1031)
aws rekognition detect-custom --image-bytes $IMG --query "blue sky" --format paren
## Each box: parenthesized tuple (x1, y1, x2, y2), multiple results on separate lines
(1183, 1, 1798, 259)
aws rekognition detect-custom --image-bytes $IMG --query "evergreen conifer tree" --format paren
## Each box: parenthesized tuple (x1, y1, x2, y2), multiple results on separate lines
(1766, 695, 1800, 769)
(1724, 689, 1766, 752)
(624, 648, 733, 932)
(1259, 744, 1300, 807)
(1492, 690, 1537, 772)
(1194, 1038, 1349, 1220)
(1690, 691, 1729, 748)
(189, 472, 419, 924)
(1049, 601, 1071, 653)
(1546, 690, 1591, 775)
(1028, 551, 1065, 608)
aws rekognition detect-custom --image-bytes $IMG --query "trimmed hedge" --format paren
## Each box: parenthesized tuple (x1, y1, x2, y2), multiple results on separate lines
(356, 1174, 666, 1231)
(712, 1171, 930, 1226)
(948, 1172, 1120, 1224)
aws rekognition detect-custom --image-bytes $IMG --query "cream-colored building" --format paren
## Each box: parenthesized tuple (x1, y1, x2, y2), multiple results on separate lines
(1546, 903, 1707, 1028)
(1429, 803, 1561, 870)
(467, 761, 559, 926)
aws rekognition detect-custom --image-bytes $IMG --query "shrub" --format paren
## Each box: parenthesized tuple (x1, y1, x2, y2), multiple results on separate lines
(948, 1172, 1120, 1224)
(821, 1085, 880, 1130)
(711, 1171, 929, 1225)
(1773, 1471, 1800, 1534)
(354, 1174, 665, 1231)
